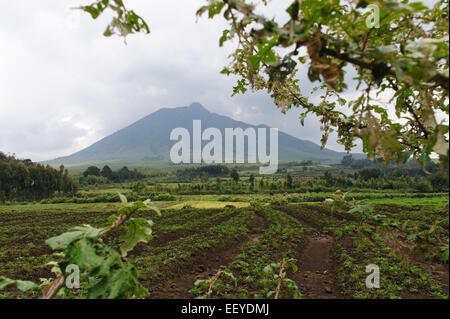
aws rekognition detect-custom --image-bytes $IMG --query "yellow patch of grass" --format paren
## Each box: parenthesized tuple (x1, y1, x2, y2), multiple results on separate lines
(169, 200, 249, 210)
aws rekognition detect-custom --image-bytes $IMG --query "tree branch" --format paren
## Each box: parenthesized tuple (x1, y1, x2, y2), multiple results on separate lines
(387, 78, 429, 139)
(42, 212, 130, 299)
(322, 47, 449, 93)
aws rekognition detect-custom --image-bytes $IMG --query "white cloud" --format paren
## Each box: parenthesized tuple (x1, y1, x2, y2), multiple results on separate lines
(0, 0, 360, 162)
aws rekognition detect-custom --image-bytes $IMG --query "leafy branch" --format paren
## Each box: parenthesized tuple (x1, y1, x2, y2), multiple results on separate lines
(191, 266, 237, 298)
(264, 258, 302, 299)
(78, 0, 150, 40)
(1, 193, 160, 299)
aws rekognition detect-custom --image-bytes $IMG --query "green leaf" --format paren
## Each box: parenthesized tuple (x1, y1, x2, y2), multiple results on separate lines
(194, 279, 210, 289)
(118, 192, 128, 205)
(208, 2, 225, 18)
(0, 276, 40, 292)
(16, 280, 41, 292)
(286, 1, 300, 20)
(143, 199, 161, 216)
(46, 225, 103, 250)
(58, 237, 148, 299)
(81, 6, 102, 19)
(88, 262, 147, 299)
(0, 277, 15, 290)
(60, 238, 106, 274)
(119, 218, 154, 257)
(219, 29, 230, 47)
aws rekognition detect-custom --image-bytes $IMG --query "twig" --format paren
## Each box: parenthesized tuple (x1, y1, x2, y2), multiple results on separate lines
(42, 212, 131, 299)
(274, 260, 287, 299)
(206, 267, 226, 298)
(42, 276, 64, 299)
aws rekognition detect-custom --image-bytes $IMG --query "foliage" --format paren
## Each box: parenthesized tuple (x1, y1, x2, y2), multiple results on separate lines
(176, 164, 230, 179)
(197, 0, 449, 167)
(230, 168, 240, 182)
(286, 173, 293, 188)
(83, 166, 101, 177)
(263, 258, 302, 299)
(191, 267, 237, 298)
(324, 189, 349, 215)
(441, 239, 449, 264)
(80, 165, 146, 185)
(0, 197, 447, 299)
(79, 0, 149, 40)
(0, 152, 76, 202)
(0, 193, 160, 299)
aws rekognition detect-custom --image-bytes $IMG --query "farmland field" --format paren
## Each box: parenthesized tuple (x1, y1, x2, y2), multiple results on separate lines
(1, 194, 448, 299)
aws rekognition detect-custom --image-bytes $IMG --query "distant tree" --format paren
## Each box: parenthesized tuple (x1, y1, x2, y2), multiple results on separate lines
(248, 174, 255, 191)
(230, 168, 239, 183)
(132, 181, 146, 195)
(101, 165, 113, 180)
(324, 170, 334, 187)
(428, 172, 449, 192)
(359, 168, 383, 181)
(200, 172, 209, 183)
(286, 173, 293, 189)
(118, 166, 131, 180)
(216, 177, 222, 193)
(259, 178, 264, 189)
(300, 160, 313, 166)
(0, 161, 12, 202)
(83, 166, 101, 177)
(341, 155, 354, 167)
(413, 179, 433, 193)
(0, 152, 75, 201)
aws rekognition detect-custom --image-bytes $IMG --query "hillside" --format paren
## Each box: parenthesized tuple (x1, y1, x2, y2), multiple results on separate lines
(44, 103, 357, 168)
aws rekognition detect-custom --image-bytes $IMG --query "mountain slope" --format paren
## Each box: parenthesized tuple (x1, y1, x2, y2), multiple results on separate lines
(44, 103, 354, 167)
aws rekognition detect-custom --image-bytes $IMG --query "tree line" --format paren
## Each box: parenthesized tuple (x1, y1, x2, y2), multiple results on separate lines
(0, 152, 76, 202)
(175, 164, 230, 180)
(79, 165, 146, 185)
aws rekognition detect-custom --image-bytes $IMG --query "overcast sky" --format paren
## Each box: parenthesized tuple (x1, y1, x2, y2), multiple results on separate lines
(0, 0, 372, 162)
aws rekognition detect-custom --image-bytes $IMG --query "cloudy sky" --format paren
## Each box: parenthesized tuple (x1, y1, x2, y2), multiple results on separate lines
(0, 0, 367, 162)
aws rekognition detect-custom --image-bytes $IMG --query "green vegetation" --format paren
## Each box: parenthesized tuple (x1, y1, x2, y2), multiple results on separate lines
(1, 193, 447, 299)
(0, 152, 76, 203)
(1, 0, 449, 299)
(80, 165, 146, 185)
(0, 194, 160, 298)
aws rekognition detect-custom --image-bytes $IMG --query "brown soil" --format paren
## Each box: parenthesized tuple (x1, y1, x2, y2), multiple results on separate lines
(293, 230, 343, 299)
(274, 206, 343, 298)
(148, 215, 265, 299)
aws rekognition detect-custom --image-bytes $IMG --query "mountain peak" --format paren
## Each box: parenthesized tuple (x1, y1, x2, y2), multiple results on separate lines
(188, 102, 208, 112)
(43, 103, 353, 166)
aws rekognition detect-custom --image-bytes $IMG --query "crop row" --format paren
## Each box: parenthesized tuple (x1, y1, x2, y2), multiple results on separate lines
(189, 207, 310, 298)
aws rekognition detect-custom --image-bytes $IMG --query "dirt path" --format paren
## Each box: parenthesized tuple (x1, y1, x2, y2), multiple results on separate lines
(294, 229, 342, 298)
(273, 207, 343, 299)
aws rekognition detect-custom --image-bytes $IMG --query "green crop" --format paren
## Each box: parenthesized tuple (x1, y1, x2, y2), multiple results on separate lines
(0, 193, 160, 299)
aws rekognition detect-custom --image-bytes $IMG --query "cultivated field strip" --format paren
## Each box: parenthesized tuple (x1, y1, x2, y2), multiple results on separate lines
(135, 209, 256, 277)
(0, 207, 247, 298)
(0, 201, 448, 299)
(277, 203, 449, 299)
(187, 208, 310, 298)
